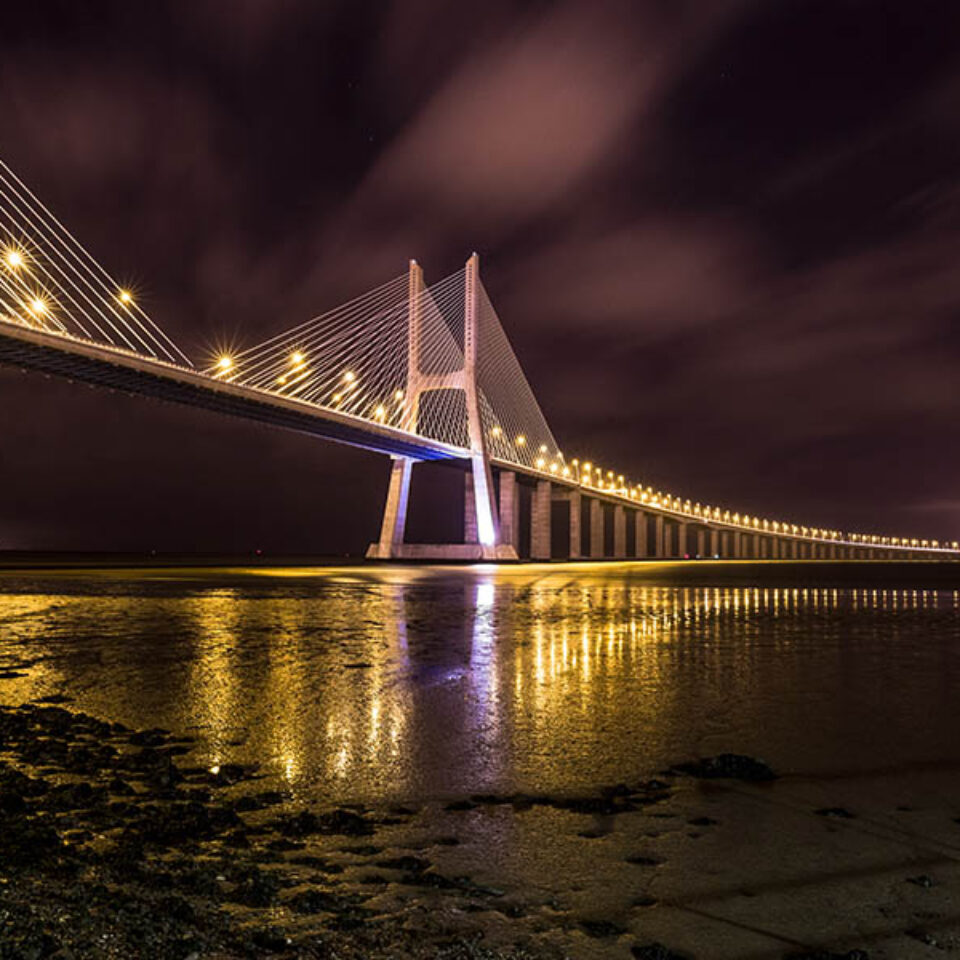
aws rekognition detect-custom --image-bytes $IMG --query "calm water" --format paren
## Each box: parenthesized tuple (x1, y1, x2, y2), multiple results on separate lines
(1, 563, 960, 803)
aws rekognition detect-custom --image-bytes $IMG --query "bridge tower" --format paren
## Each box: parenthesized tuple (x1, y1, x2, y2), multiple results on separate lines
(367, 254, 518, 561)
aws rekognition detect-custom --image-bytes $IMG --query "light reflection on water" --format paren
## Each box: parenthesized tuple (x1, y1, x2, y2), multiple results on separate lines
(0, 566, 959, 803)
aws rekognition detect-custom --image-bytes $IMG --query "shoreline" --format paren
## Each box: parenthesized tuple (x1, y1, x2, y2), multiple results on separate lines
(0, 558, 958, 593)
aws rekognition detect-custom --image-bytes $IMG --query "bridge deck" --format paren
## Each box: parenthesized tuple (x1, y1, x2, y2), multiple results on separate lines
(1, 321, 954, 558)
(0, 322, 466, 463)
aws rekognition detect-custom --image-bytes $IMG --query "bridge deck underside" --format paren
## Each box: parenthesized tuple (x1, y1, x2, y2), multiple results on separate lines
(0, 328, 461, 462)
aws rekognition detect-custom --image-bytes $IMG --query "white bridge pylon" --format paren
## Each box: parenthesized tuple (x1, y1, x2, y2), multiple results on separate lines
(371, 255, 519, 560)
(222, 251, 562, 560)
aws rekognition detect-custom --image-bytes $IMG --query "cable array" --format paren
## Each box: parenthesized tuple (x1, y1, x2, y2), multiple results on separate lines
(219, 265, 561, 468)
(220, 268, 471, 447)
(476, 278, 562, 471)
(0, 158, 190, 365)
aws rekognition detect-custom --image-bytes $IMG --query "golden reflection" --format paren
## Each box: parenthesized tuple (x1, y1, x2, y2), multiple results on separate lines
(3, 571, 960, 802)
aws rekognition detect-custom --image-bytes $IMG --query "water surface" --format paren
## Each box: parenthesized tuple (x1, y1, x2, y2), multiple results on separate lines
(1, 562, 959, 803)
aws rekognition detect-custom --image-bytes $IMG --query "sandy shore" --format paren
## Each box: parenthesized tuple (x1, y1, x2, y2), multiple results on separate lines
(2, 699, 960, 959)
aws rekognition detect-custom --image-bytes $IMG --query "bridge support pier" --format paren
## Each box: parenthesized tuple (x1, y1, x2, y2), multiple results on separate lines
(613, 505, 627, 559)
(464, 473, 478, 543)
(677, 522, 688, 558)
(531, 480, 552, 560)
(653, 515, 665, 558)
(709, 528, 720, 558)
(499, 471, 520, 555)
(696, 528, 707, 558)
(589, 499, 604, 558)
(570, 490, 583, 559)
(372, 457, 414, 557)
(635, 511, 649, 558)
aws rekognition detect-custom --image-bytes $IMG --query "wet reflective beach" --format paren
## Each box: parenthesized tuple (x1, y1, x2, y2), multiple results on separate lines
(2, 562, 960, 803)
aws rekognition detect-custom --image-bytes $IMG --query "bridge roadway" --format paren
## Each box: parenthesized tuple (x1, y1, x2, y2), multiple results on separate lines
(0, 319, 955, 562)
(0, 320, 465, 463)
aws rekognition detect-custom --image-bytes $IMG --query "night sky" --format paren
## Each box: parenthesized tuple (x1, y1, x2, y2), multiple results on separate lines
(1, 0, 958, 554)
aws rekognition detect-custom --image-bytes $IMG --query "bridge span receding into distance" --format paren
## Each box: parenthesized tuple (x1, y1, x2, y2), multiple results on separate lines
(0, 155, 956, 564)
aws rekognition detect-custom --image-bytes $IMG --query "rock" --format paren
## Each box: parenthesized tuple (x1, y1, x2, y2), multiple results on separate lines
(274, 810, 320, 837)
(247, 926, 292, 952)
(0, 790, 27, 815)
(673, 754, 777, 782)
(632, 943, 690, 959)
(286, 889, 342, 914)
(44, 781, 105, 810)
(785, 951, 869, 960)
(581, 919, 627, 938)
(320, 808, 373, 836)
(907, 927, 940, 948)
(266, 838, 304, 851)
(558, 795, 625, 815)
(231, 867, 281, 907)
(601, 783, 632, 798)
(134, 801, 242, 845)
(814, 807, 855, 819)
(906, 874, 934, 888)
(357, 872, 389, 886)
(208, 763, 252, 786)
(401, 870, 462, 890)
(128, 728, 170, 747)
(376, 855, 430, 873)
(0, 817, 62, 866)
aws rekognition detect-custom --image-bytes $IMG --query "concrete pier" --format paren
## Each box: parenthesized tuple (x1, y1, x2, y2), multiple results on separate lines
(653, 515, 665, 558)
(531, 479, 552, 560)
(499, 471, 519, 554)
(635, 511, 649, 558)
(613, 505, 627, 559)
(589, 499, 604, 558)
(568, 490, 582, 559)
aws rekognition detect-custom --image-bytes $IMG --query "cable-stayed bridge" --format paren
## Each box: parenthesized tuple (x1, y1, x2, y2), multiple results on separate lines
(0, 157, 956, 562)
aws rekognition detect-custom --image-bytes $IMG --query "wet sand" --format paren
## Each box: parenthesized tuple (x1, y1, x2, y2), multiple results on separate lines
(3, 698, 960, 958)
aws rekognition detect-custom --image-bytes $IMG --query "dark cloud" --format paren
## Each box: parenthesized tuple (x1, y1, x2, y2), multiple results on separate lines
(0, 0, 958, 551)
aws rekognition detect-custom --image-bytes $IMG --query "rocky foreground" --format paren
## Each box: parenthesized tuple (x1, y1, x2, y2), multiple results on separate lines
(0, 700, 746, 960)
(6, 699, 931, 960)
